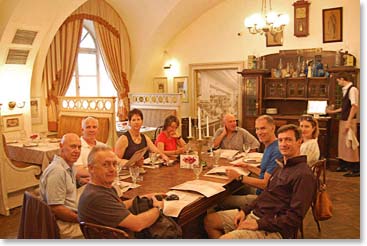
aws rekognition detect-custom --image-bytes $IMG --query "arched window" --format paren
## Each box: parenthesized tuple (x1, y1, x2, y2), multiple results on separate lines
(66, 20, 117, 97)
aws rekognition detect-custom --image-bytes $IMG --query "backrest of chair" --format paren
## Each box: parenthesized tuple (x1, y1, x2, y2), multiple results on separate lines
(79, 221, 129, 239)
(311, 159, 327, 187)
(152, 126, 164, 143)
(17, 191, 60, 239)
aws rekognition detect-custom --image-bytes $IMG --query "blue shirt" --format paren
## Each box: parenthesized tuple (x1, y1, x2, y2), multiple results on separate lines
(256, 140, 282, 195)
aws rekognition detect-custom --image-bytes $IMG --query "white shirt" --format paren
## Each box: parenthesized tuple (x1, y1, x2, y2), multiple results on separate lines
(74, 137, 106, 167)
(342, 82, 359, 106)
(300, 138, 320, 166)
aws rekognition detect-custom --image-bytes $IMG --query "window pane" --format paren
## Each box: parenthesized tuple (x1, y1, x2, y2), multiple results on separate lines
(80, 33, 95, 49)
(65, 77, 76, 96)
(79, 77, 98, 96)
(78, 54, 96, 75)
(99, 60, 117, 97)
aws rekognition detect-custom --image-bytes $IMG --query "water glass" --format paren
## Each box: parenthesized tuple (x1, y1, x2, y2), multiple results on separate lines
(243, 144, 251, 158)
(192, 163, 202, 180)
(213, 150, 221, 167)
(129, 166, 140, 188)
(150, 152, 158, 164)
(114, 163, 122, 183)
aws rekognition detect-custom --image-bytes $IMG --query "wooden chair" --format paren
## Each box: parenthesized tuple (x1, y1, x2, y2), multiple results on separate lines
(152, 125, 164, 143)
(0, 134, 41, 216)
(17, 190, 60, 238)
(297, 159, 326, 238)
(79, 221, 129, 239)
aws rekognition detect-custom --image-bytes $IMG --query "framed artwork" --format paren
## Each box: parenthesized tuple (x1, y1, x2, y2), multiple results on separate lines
(30, 98, 42, 124)
(266, 31, 283, 47)
(322, 7, 343, 43)
(2, 114, 23, 132)
(173, 76, 189, 102)
(153, 77, 168, 93)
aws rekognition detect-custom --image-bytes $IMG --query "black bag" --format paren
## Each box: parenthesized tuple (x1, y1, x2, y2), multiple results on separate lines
(129, 196, 182, 239)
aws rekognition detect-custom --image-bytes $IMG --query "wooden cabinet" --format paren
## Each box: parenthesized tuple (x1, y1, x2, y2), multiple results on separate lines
(239, 69, 270, 135)
(264, 78, 286, 99)
(286, 78, 307, 99)
(240, 49, 359, 167)
(308, 77, 329, 99)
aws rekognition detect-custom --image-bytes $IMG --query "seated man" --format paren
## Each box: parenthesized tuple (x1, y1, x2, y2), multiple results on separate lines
(204, 124, 316, 239)
(220, 115, 282, 209)
(213, 113, 259, 152)
(39, 133, 83, 239)
(78, 146, 164, 237)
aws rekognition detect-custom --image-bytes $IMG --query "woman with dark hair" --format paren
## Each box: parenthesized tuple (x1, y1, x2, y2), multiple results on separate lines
(115, 109, 169, 166)
(298, 114, 320, 166)
(155, 115, 186, 156)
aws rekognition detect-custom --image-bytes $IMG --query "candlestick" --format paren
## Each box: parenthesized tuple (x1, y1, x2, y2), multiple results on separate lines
(198, 107, 202, 140)
(188, 116, 192, 138)
(206, 116, 209, 137)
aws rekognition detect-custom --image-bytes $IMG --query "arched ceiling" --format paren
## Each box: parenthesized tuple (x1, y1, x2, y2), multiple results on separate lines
(0, 0, 225, 86)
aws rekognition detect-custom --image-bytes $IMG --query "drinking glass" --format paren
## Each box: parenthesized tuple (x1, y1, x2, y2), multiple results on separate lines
(213, 150, 221, 167)
(129, 166, 140, 188)
(185, 142, 192, 155)
(208, 138, 214, 157)
(243, 144, 251, 158)
(150, 152, 158, 164)
(114, 163, 122, 183)
(192, 163, 202, 180)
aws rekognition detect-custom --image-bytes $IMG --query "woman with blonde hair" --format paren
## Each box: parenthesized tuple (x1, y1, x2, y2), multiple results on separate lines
(298, 114, 320, 166)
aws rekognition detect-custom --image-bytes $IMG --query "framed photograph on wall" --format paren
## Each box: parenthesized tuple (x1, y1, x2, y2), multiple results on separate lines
(173, 76, 189, 103)
(2, 114, 24, 132)
(153, 77, 168, 93)
(266, 31, 283, 47)
(323, 7, 343, 43)
(30, 98, 42, 124)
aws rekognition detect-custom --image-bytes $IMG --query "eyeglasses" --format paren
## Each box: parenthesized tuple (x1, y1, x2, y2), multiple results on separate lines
(298, 115, 314, 122)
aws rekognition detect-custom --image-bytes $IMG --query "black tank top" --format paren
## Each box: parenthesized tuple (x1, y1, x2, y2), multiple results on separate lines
(122, 131, 149, 159)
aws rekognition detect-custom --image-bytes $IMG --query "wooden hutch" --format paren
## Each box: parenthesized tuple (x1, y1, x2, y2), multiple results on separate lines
(239, 48, 359, 166)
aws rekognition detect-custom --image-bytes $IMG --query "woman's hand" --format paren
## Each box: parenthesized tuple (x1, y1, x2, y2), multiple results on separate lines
(234, 210, 245, 227)
(226, 169, 240, 181)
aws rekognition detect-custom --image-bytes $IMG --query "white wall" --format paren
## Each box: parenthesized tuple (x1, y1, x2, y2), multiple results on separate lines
(158, 0, 360, 117)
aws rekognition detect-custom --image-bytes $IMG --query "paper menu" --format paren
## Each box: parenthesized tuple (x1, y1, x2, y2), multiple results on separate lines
(204, 166, 250, 179)
(218, 149, 239, 160)
(163, 190, 204, 217)
(170, 179, 225, 197)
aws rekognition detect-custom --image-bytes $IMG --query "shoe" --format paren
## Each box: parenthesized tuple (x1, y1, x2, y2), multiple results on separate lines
(335, 167, 348, 172)
(343, 172, 360, 177)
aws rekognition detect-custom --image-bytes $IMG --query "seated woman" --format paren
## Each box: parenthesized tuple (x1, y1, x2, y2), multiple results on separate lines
(155, 115, 186, 156)
(299, 114, 320, 166)
(115, 109, 169, 166)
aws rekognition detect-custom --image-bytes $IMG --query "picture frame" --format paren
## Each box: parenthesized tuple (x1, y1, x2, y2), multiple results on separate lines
(173, 76, 189, 103)
(2, 114, 23, 132)
(266, 31, 283, 47)
(322, 7, 343, 43)
(153, 77, 168, 93)
(30, 98, 42, 124)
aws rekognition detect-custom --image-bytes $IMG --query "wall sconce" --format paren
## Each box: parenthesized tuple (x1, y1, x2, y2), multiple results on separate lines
(163, 64, 172, 70)
(8, 101, 16, 109)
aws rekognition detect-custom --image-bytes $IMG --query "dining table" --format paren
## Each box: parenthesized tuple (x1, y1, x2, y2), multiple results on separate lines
(121, 143, 256, 239)
(6, 139, 60, 171)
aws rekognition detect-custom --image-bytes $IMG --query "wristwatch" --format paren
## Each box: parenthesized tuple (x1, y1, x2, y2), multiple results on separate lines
(155, 206, 163, 213)
(237, 174, 244, 182)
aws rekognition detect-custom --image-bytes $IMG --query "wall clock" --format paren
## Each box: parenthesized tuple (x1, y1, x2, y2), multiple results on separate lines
(293, 0, 310, 37)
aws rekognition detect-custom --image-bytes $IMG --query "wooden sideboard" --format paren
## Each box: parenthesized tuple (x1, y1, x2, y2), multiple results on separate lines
(239, 49, 360, 166)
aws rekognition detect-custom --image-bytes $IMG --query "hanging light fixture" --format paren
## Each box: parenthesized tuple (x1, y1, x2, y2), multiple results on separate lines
(244, 0, 289, 35)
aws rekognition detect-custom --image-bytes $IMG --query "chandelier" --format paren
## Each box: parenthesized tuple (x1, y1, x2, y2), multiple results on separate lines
(244, 0, 289, 35)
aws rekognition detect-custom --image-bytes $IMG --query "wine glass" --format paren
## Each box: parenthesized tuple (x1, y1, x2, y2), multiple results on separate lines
(114, 163, 122, 183)
(213, 150, 221, 168)
(208, 138, 214, 157)
(150, 152, 158, 164)
(129, 166, 140, 188)
(243, 144, 251, 158)
(185, 142, 192, 155)
(192, 163, 202, 180)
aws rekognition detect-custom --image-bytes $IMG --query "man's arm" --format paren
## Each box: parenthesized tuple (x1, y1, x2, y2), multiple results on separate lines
(50, 204, 79, 223)
(213, 128, 226, 148)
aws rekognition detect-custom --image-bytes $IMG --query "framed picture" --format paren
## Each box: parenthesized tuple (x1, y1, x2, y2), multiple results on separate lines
(30, 98, 42, 124)
(266, 31, 283, 47)
(322, 7, 343, 43)
(153, 77, 168, 93)
(173, 76, 189, 102)
(2, 114, 23, 132)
